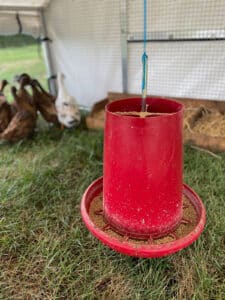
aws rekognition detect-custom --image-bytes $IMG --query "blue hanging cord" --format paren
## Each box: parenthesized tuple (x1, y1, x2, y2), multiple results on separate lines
(143, 0, 147, 54)
(141, 0, 148, 112)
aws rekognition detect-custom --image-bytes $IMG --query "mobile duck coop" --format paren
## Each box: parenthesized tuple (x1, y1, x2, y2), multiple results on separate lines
(1, 0, 225, 109)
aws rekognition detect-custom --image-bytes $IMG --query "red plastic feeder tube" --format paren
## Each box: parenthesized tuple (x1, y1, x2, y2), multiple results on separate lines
(103, 98, 183, 239)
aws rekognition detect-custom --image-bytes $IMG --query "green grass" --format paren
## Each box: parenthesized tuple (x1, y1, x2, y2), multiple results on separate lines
(0, 124, 224, 299)
(0, 41, 47, 101)
(0, 41, 224, 299)
(0, 35, 37, 48)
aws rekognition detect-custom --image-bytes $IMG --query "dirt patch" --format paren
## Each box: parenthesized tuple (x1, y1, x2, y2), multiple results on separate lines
(0, 255, 49, 299)
(171, 256, 197, 299)
(94, 273, 133, 300)
(89, 193, 198, 246)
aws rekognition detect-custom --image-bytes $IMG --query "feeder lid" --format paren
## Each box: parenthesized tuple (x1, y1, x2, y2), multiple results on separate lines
(81, 177, 206, 258)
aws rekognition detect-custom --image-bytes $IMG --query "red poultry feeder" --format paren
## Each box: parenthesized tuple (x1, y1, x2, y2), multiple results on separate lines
(81, 97, 206, 258)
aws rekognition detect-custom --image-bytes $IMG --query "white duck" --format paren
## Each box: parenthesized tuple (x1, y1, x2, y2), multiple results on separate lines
(56, 72, 81, 128)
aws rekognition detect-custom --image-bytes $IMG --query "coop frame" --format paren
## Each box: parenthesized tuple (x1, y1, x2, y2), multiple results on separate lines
(1, 0, 225, 109)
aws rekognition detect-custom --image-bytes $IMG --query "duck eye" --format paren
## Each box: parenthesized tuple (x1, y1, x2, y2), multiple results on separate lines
(63, 102, 69, 106)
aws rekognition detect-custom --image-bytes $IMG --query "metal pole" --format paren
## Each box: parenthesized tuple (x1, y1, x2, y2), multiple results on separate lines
(0, 6, 42, 11)
(120, 0, 128, 93)
(127, 29, 225, 42)
(40, 9, 57, 95)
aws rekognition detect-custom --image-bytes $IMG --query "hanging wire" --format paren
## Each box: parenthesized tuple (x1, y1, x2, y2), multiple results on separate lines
(141, 0, 148, 112)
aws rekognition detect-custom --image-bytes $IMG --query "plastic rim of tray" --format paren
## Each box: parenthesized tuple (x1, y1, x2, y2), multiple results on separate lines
(81, 177, 206, 258)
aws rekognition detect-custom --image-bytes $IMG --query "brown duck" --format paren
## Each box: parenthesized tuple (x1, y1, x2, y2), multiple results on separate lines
(6, 73, 34, 120)
(0, 80, 12, 133)
(0, 83, 37, 142)
(30, 79, 58, 124)
(33, 79, 56, 101)
(15, 73, 31, 82)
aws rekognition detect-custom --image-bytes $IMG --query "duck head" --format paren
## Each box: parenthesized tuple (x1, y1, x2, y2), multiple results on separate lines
(15, 73, 31, 86)
(57, 101, 81, 128)
(0, 80, 8, 95)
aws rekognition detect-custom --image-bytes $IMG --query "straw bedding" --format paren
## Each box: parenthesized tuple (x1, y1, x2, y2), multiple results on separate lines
(193, 111, 225, 137)
(183, 105, 225, 152)
(87, 99, 225, 150)
(184, 107, 225, 138)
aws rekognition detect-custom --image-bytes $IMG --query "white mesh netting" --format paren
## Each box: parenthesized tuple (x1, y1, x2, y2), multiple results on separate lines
(45, 0, 225, 107)
(1, 0, 224, 107)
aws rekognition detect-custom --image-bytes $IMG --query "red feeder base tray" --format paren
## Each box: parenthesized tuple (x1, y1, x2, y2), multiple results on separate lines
(81, 177, 206, 258)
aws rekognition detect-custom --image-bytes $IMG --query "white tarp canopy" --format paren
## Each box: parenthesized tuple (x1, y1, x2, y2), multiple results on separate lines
(0, 0, 50, 9)
(0, 0, 225, 108)
(0, 10, 41, 37)
(0, 0, 50, 37)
